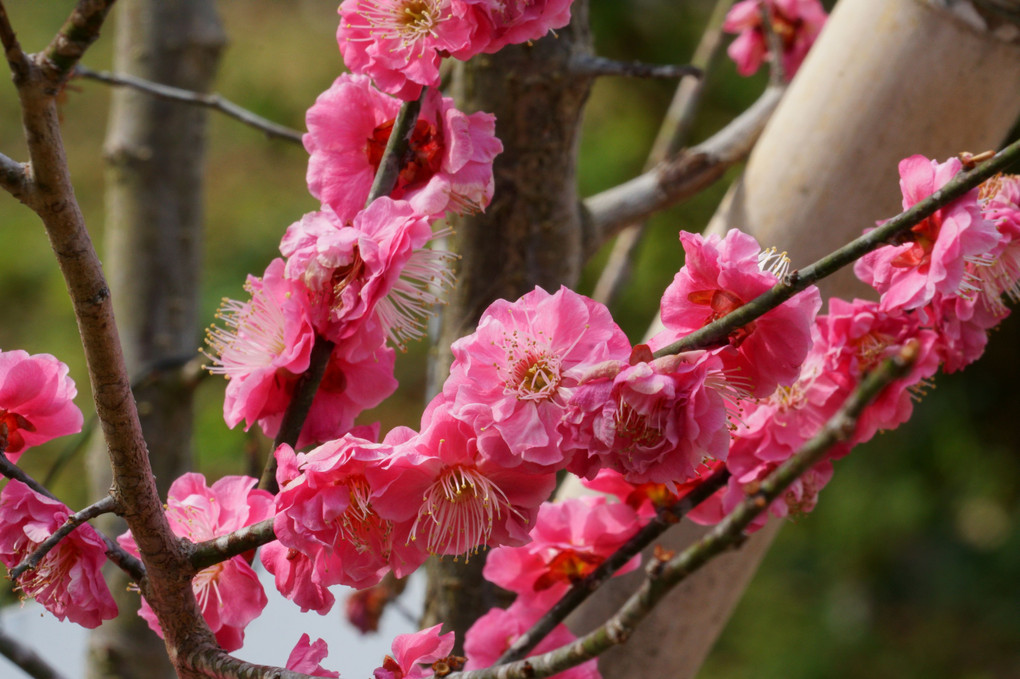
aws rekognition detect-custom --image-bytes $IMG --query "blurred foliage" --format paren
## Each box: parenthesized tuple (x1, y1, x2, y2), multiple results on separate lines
(0, 0, 1017, 676)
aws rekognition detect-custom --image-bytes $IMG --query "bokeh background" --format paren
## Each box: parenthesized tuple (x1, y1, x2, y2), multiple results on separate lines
(1, 1, 1018, 678)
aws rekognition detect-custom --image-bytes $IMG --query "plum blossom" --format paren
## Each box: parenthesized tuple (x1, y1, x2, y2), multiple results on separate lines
(462, 0, 575, 53)
(280, 198, 455, 349)
(724, 0, 827, 78)
(118, 473, 274, 652)
(482, 496, 640, 612)
(338, 0, 485, 100)
(854, 155, 1000, 312)
(442, 286, 631, 472)
(272, 434, 426, 590)
(373, 406, 557, 557)
(560, 350, 730, 487)
(0, 480, 117, 628)
(465, 602, 601, 679)
(655, 229, 821, 399)
(286, 634, 340, 678)
(304, 74, 502, 220)
(260, 541, 337, 615)
(0, 349, 83, 463)
(374, 623, 457, 679)
(970, 173, 1020, 316)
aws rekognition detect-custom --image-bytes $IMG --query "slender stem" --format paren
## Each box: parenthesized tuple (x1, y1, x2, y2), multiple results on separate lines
(498, 466, 731, 663)
(451, 345, 918, 679)
(0, 627, 69, 679)
(653, 138, 1020, 358)
(570, 55, 702, 80)
(759, 2, 786, 86)
(366, 89, 426, 207)
(0, 1, 31, 81)
(75, 65, 304, 144)
(10, 495, 117, 580)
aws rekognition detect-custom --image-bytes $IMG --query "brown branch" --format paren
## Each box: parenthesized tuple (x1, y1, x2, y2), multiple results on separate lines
(0, 627, 69, 679)
(591, 0, 736, 306)
(570, 55, 702, 80)
(759, 2, 787, 86)
(188, 518, 275, 572)
(450, 345, 918, 679)
(0, 2, 31, 82)
(582, 85, 783, 255)
(75, 65, 305, 144)
(37, 0, 116, 88)
(0, 151, 29, 200)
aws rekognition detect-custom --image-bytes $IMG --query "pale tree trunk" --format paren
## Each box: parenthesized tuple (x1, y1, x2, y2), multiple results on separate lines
(85, 2, 225, 678)
(564, 2, 1020, 678)
(422, 0, 595, 647)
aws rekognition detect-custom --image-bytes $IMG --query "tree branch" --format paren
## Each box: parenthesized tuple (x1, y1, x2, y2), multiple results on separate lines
(0, 151, 29, 201)
(653, 137, 1020, 358)
(9, 495, 117, 580)
(582, 85, 784, 256)
(591, 0, 736, 306)
(451, 344, 918, 679)
(498, 466, 731, 664)
(37, 0, 116, 88)
(75, 65, 304, 144)
(0, 2, 31, 82)
(570, 55, 701, 80)
(0, 627, 69, 679)
(188, 518, 275, 572)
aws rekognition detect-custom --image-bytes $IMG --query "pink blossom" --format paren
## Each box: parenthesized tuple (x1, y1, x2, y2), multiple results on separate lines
(922, 290, 1003, 374)
(280, 199, 455, 348)
(0, 480, 116, 628)
(854, 155, 1000, 311)
(464, 602, 600, 679)
(462, 0, 575, 53)
(372, 406, 557, 556)
(971, 173, 1020, 316)
(338, 1, 485, 100)
(253, 323, 398, 449)
(205, 258, 316, 431)
(0, 350, 83, 462)
(483, 496, 640, 611)
(118, 473, 274, 651)
(817, 298, 941, 446)
(286, 634, 340, 678)
(442, 286, 631, 472)
(272, 435, 426, 590)
(304, 73, 502, 220)
(561, 351, 730, 487)
(374, 623, 456, 679)
(259, 541, 336, 615)
(724, 0, 827, 78)
(656, 229, 822, 399)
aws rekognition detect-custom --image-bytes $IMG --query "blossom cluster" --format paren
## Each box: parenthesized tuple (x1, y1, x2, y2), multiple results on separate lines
(723, 0, 828, 79)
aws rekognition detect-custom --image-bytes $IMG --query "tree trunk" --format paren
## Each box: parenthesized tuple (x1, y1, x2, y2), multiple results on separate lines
(422, 0, 595, 648)
(86, 2, 225, 678)
(566, 2, 1020, 678)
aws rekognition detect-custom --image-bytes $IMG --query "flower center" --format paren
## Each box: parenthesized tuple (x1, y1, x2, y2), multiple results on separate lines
(533, 549, 604, 591)
(614, 401, 664, 452)
(508, 351, 562, 401)
(365, 118, 443, 197)
(412, 466, 517, 556)
(356, 0, 446, 45)
(0, 409, 34, 453)
(336, 476, 390, 554)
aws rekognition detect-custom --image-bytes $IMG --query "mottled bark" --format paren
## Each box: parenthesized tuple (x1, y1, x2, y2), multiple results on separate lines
(422, 1, 595, 647)
(86, 2, 225, 678)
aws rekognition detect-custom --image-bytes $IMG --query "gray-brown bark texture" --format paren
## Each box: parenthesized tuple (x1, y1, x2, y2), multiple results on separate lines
(86, 2, 225, 678)
(422, 2, 596, 647)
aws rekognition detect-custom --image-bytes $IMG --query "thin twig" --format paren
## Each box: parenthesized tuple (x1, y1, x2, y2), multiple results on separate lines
(652, 137, 1020, 358)
(592, 0, 737, 307)
(38, 0, 116, 87)
(570, 55, 702, 80)
(75, 64, 305, 144)
(10, 495, 117, 580)
(759, 2, 787, 86)
(0, 1, 31, 82)
(0, 626, 69, 679)
(366, 88, 426, 207)
(498, 466, 731, 664)
(450, 345, 918, 679)
(583, 85, 783, 255)
(0, 453, 146, 582)
(0, 151, 29, 200)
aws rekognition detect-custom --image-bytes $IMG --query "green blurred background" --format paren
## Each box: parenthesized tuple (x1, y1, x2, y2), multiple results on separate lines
(0, 1, 1018, 678)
